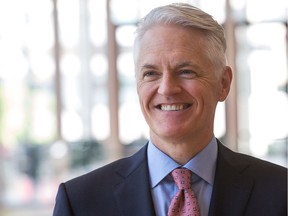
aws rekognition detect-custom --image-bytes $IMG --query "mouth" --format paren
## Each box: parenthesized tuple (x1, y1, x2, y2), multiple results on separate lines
(157, 104, 191, 111)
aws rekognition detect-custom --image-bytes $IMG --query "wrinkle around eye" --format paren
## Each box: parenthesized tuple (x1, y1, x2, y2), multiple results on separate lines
(139, 63, 161, 80)
(179, 70, 198, 79)
(141, 71, 161, 81)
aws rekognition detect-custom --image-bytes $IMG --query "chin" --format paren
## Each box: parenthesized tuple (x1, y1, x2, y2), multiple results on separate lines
(157, 129, 187, 140)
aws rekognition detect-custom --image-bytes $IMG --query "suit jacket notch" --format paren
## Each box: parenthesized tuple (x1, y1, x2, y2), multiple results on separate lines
(113, 147, 156, 216)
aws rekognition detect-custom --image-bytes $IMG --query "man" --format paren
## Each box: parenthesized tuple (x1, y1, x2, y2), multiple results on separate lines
(53, 3, 287, 216)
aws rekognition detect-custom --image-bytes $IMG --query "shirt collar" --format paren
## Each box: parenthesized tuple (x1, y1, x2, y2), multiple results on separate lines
(147, 137, 218, 188)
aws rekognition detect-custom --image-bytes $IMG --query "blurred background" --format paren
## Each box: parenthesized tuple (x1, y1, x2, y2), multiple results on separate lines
(0, 0, 287, 215)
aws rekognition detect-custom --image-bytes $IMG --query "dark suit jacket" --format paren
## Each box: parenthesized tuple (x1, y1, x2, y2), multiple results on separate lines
(53, 141, 287, 216)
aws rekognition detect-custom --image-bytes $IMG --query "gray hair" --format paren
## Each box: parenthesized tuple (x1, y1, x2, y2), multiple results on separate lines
(134, 3, 227, 72)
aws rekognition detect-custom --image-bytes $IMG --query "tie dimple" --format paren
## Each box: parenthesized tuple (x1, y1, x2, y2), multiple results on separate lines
(172, 169, 191, 190)
(168, 168, 200, 216)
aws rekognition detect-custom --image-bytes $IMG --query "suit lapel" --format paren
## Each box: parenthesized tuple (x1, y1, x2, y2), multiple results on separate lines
(112, 141, 255, 216)
(208, 141, 254, 216)
(113, 145, 156, 216)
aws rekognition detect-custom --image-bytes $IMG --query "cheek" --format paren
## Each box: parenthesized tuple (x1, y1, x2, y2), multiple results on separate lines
(137, 83, 152, 107)
(137, 80, 157, 95)
(183, 81, 204, 97)
(185, 82, 219, 108)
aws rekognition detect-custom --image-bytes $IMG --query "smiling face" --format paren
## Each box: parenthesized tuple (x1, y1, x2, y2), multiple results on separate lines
(135, 25, 232, 146)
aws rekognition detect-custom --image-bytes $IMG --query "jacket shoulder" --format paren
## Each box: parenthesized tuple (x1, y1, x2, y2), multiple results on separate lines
(218, 142, 286, 176)
(55, 145, 148, 215)
(216, 142, 287, 203)
(66, 144, 148, 189)
(210, 142, 287, 216)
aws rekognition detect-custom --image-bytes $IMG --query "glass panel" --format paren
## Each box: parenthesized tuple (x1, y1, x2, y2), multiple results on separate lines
(236, 23, 287, 166)
(0, 0, 56, 214)
(58, 0, 79, 48)
(246, 0, 287, 22)
(110, 0, 139, 24)
(92, 104, 110, 140)
(197, 0, 226, 23)
(116, 25, 136, 47)
(90, 54, 108, 78)
(89, 0, 107, 46)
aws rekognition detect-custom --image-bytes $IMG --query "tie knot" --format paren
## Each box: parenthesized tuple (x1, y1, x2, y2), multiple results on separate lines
(171, 168, 192, 190)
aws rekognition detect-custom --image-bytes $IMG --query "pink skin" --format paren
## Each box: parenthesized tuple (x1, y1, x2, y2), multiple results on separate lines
(136, 25, 232, 164)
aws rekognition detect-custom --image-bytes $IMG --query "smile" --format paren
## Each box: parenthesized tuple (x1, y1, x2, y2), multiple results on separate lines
(159, 104, 191, 111)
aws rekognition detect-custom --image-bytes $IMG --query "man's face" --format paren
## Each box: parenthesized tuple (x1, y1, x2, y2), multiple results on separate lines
(135, 25, 231, 143)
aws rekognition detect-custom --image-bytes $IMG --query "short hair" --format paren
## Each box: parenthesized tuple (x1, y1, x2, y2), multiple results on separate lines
(134, 3, 227, 73)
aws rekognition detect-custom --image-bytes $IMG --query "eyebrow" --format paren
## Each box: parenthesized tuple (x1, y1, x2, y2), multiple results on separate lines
(175, 61, 194, 69)
(140, 61, 196, 70)
(176, 61, 205, 73)
(140, 64, 158, 71)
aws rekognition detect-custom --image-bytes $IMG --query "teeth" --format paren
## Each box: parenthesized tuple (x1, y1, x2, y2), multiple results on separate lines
(161, 104, 185, 111)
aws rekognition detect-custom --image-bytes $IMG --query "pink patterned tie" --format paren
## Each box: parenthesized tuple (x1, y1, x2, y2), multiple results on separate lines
(168, 168, 200, 216)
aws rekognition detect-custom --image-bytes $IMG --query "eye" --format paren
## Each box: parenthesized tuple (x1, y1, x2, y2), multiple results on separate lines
(144, 71, 157, 77)
(179, 69, 197, 78)
(142, 70, 160, 81)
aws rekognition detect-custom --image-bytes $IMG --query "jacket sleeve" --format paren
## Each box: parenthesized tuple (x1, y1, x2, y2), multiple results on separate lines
(53, 183, 74, 216)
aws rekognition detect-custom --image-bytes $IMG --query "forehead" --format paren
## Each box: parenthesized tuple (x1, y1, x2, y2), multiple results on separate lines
(140, 24, 207, 49)
(135, 25, 212, 68)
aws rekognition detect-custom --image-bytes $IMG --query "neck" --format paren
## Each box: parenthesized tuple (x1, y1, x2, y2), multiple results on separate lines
(150, 133, 213, 165)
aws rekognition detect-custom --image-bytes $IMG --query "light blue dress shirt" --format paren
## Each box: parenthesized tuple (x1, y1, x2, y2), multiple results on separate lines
(147, 137, 218, 216)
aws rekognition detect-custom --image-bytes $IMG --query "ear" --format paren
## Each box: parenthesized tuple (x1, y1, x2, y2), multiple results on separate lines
(218, 66, 233, 101)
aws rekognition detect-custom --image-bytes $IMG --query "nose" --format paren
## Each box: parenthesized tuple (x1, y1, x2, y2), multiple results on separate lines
(157, 73, 181, 96)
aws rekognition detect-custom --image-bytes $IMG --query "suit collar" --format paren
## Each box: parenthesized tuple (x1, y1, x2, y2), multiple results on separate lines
(113, 144, 156, 216)
(111, 140, 255, 216)
(209, 141, 254, 216)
